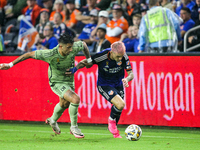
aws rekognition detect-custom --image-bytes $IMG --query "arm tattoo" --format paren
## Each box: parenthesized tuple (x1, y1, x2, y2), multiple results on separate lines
(13, 52, 35, 65)
(82, 42, 91, 59)
(76, 61, 87, 69)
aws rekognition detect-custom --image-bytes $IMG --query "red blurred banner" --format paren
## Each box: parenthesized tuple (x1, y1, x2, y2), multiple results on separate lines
(0, 55, 200, 127)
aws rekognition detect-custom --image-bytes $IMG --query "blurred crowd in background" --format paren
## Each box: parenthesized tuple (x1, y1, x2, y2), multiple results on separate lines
(0, 0, 200, 53)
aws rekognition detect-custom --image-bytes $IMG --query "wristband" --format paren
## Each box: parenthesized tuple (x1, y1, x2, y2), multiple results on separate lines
(69, 67, 78, 74)
(87, 57, 92, 63)
(8, 62, 14, 68)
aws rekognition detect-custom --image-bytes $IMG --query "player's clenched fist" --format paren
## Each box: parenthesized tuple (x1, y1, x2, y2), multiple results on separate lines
(0, 62, 13, 70)
(122, 78, 129, 87)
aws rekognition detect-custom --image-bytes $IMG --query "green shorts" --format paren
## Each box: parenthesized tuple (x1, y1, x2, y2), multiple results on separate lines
(50, 82, 74, 98)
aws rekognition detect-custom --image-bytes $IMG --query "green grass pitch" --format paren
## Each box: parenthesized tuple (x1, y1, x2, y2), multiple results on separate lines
(0, 121, 200, 150)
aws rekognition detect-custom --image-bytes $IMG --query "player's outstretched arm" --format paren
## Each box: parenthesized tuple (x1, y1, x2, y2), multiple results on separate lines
(122, 70, 134, 87)
(0, 51, 36, 70)
(65, 59, 93, 76)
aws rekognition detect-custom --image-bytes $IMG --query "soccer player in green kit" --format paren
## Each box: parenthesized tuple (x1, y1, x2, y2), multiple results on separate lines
(0, 33, 92, 138)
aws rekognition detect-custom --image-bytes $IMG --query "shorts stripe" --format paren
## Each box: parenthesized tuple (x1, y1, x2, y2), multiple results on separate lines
(97, 86, 110, 100)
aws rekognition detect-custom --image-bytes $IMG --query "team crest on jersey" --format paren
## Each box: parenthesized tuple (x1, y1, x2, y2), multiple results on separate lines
(117, 61, 122, 66)
(126, 61, 130, 65)
(108, 90, 114, 95)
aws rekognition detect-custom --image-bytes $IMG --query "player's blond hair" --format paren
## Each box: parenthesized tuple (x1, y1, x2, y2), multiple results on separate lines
(111, 41, 126, 54)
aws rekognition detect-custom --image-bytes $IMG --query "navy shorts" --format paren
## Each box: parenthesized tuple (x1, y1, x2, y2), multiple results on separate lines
(97, 85, 124, 102)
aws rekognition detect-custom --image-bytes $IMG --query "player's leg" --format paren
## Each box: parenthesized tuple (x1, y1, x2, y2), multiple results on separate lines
(97, 86, 124, 138)
(46, 98, 70, 134)
(110, 86, 125, 125)
(63, 90, 84, 138)
(46, 83, 72, 134)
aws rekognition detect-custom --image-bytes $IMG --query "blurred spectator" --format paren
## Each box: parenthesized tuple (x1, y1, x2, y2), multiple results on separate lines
(191, 0, 200, 22)
(180, 7, 195, 39)
(5, 0, 27, 21)
(161, 0, 173, 11)
(187, 12, 200, 51)
(53, 12, 70, 39)
(105, 3, 129, 44)
(106, 0, 118, 18)
(175, 0, 195, 16)
(36, 8, 52, 35)
(132, 13, 141, 26)
(42, 0, 53, 14)
(92, 23, 111, 52)
(49, 0, 65, 22)
(0, 25, 5, 52)
(124, 0, 141, 25)
(36, 23, 58, 50)
(125, 25, 140, 52)
(65, 0, 80, 29)
(120, 26, 134, 43)
(139, 0, 182, 53)
(69, 0, 86, 9)
(76, 9, 98, 50)
(90, 10, 109, 41)
(75, 0, 98, 34)
(141, 4, 149, 16)
(96, 0, 112, 10)
(21, 0, 42, 26)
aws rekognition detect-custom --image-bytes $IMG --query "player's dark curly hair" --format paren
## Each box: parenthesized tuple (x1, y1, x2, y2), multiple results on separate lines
(58, 32, 74, 44)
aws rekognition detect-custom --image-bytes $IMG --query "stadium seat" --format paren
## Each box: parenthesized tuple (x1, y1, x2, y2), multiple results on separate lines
(3, 18, 17, 34)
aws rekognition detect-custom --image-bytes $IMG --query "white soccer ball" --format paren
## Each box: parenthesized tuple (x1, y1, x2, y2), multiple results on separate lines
(125, 124, 142, 141)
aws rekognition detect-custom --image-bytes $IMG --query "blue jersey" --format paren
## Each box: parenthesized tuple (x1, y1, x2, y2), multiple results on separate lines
(91, 48, 132, 87)
(78, 23, 97, 40)
(41, 36, 58, 49)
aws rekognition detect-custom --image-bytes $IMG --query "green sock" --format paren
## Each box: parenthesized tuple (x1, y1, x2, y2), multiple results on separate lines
(51, 103, 66, 122)
(69, 103, 79, 126)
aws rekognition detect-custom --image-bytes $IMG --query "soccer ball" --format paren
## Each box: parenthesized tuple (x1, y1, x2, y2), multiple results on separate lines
(125, 124, 142, 141)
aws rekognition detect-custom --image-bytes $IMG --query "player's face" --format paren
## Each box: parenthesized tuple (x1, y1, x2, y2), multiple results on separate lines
(59, 43, 73, 56)
(111, 51, 124, 62)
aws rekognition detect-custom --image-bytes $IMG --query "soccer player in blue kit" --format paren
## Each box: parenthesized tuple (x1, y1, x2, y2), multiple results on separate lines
(66, 41, 134, 138)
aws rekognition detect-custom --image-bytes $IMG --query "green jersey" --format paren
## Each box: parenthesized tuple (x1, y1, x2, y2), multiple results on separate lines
(35, 41, 84, 86)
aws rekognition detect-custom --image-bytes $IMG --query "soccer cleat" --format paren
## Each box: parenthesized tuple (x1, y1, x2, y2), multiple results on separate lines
(113, 132, 122, 138)
(108, 118, 122, 138)
(70, 126, 85, 138)
(108, 118, 118, 135)
(45, 118, 61, 134)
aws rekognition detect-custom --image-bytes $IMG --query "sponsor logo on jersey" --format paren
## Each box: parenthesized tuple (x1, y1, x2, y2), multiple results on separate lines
(108, 90, 114, 95)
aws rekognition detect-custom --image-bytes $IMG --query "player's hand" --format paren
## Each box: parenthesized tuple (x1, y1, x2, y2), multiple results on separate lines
(122, 78, 129, 87)
(0, 63, 12, 70)
(65, 67, 78, 76)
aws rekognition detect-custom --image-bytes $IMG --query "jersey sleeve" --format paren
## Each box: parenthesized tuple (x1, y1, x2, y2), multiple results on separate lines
(123, 53, 132, 71)
(35, 49, 54, 63)
(72, 41, 84, 54)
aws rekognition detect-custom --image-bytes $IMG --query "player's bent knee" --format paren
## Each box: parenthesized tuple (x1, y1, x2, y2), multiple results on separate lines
(59, 98, 70, 108)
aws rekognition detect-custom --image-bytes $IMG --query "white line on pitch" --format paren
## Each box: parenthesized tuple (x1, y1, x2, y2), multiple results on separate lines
(0, 129, 197, 139)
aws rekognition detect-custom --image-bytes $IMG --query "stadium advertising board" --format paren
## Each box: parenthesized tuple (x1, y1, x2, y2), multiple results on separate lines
(0, 55, 199, 127)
